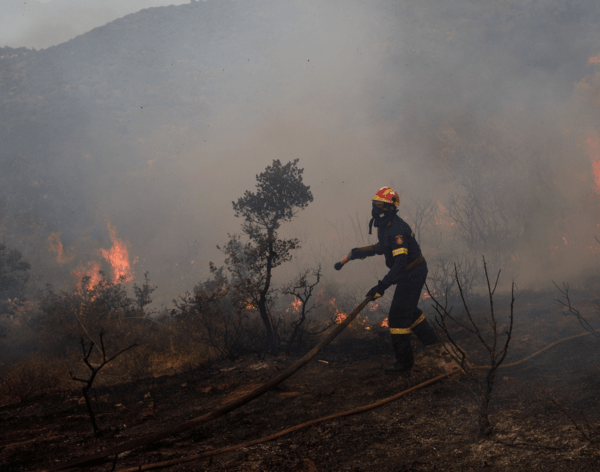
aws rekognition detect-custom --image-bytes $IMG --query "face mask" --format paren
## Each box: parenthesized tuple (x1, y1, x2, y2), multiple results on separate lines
(369, 202, 395, 234)
(372, 204, 387, 220)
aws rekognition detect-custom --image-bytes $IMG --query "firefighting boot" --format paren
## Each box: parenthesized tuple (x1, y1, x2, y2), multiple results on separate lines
(386, 333, 414, 377)
(411, 313, 439, 353)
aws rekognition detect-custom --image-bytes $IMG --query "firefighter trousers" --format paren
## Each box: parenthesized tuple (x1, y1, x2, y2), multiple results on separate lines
(388, 261, 438, 368)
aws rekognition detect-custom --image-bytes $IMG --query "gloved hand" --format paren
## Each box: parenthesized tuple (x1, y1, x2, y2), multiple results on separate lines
(366, 280, 387, 300)
(350, 248, 366, 260)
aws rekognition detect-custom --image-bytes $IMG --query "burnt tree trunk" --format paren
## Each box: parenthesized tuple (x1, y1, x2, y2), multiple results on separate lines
(257, 238, 276, 354)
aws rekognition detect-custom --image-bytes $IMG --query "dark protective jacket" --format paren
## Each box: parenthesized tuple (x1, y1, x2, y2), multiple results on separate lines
(378, 215, 422, 289)
(353, 214, 422, 289)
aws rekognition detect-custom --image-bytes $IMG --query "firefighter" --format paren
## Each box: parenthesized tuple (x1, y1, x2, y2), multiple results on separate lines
(345, 187, 438, 376)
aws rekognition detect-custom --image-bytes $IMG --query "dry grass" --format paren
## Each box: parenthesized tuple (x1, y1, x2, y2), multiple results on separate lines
(0, 356, 70, 406)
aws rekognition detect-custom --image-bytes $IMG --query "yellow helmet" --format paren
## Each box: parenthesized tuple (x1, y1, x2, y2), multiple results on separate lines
(372, 187, 400, 207)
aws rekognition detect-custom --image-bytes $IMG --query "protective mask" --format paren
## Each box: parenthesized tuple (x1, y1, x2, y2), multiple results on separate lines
(368, 202, 394, 234)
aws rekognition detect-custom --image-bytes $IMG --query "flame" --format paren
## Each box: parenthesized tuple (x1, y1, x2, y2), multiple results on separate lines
(434, 218, 455, 226)
(381, 317, 389, 328)
(100, 225, 135, 283)
(73, 261, 102, 292)
(327, 297, 347, 324)
(48, 232, 74, 263)
(369, 300, 380, 311)
(326, 296, 381, 329)
(422, 289, 444, 301)
(285, 298, 303, 314)
(48, 233, 65, 263)
(435, 201, 455, 226)
(72, 224, 135, 290)
(549, 235, 570, 256)
(590, 55, 600, 65)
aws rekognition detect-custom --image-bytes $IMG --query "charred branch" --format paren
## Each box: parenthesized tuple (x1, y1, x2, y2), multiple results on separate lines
(553, 281, 600, 338)
(551, 399, 599, 447)
(69, 329, 137, 437)
(281, 265, 322, 354)
(428, 256, 515, 437)
(428, 256, 480, 303)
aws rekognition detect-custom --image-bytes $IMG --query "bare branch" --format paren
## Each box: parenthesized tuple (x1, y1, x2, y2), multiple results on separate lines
(553, 281, 600, 338)
(551, 399, 597, 446)
(70, 331, 137, 437)
(429, 258, 515, 437)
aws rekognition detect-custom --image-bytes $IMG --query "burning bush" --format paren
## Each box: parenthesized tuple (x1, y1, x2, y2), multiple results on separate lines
(279, 266, 338, 355)
(37, 272, 162, 362)
(173, 266, 264, 360)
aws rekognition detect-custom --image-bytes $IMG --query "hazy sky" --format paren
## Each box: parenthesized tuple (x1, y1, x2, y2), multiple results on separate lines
(0, 0, 189, 49)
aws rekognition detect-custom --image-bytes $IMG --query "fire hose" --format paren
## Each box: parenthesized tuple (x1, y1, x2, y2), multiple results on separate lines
(112, 371, 457, 472)
(49, 296, 374, 470)
(49, 292, 596, 471)
(109, 332, 596, 472)
(334, 255, 350, 271)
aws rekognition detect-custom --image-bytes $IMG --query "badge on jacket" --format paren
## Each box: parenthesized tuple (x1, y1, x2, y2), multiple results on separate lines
(395, 235, 404, 245)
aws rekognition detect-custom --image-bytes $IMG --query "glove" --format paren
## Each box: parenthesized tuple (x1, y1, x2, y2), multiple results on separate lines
(366, 280, 387, 300)
(350, 248, 365, 260)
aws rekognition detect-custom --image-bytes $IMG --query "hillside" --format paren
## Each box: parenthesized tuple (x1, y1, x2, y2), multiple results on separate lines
(1, 0, 600, 295)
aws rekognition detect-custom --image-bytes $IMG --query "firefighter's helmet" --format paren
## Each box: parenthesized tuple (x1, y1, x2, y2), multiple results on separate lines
(372, 187, 400, 207)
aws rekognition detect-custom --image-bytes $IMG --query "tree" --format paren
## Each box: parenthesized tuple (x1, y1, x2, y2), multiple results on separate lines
(0, 242, 30, 302)
(220, 159, 313, 353)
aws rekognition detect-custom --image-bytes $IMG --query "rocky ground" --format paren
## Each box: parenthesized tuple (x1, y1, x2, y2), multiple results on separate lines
(1, 291, 600, 471)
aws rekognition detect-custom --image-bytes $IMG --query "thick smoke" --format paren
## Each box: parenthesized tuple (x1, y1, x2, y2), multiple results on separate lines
(1, 0, 600, 300)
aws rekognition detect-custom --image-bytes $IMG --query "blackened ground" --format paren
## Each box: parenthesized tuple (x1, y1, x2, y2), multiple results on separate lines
(1, 290, 600, 471)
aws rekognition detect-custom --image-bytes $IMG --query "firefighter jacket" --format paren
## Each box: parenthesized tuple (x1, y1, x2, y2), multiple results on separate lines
(352, 215, 423, 290)
(378, 215, 422, 289)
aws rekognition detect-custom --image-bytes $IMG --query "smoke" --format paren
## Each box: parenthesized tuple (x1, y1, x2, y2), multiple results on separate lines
(2, 0, 600, 300)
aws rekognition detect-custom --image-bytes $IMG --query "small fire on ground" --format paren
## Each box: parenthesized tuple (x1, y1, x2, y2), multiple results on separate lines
(330, 298, 386, 329)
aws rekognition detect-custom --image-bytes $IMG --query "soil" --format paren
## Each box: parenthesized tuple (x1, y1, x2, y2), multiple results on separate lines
(1, 290, 600, 471)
